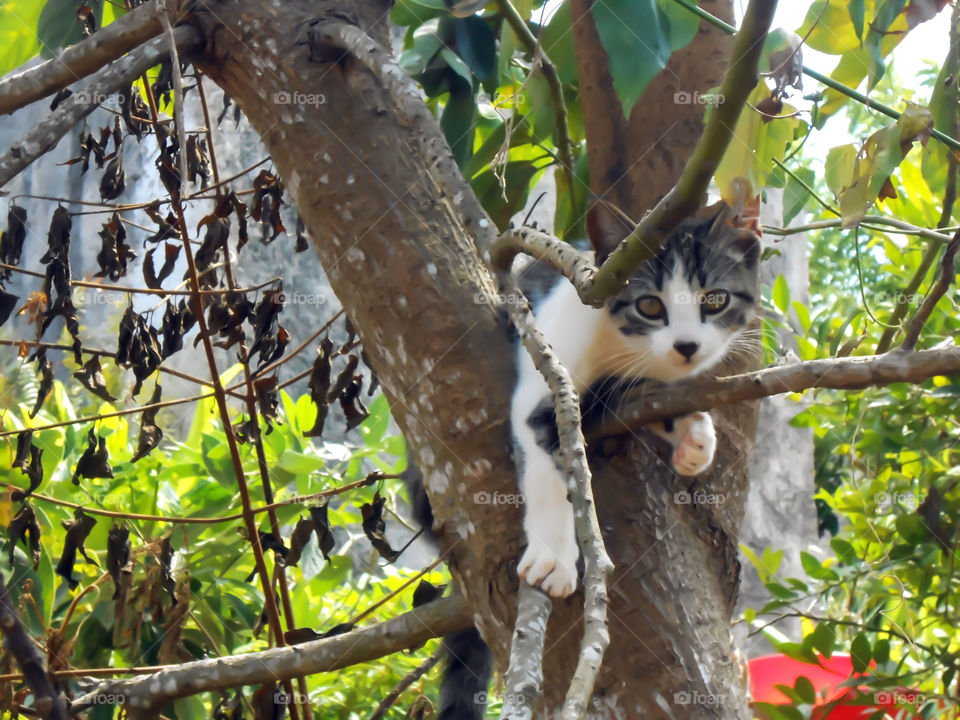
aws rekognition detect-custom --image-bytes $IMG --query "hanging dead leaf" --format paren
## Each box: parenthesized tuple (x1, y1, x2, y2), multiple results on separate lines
(29, 350, 54, 418)
(360, 492, 400, 562)
(11, 437, 43, 503)
(99, 153, 125, 200)
(309, 501, 336, 561)
(283, 516, 315, 567)
(412, 579, 446, 608)
(56, 509, 98, 589)
(50, 87, 72, 111)
(8, 505, 42, 570)
(0, 205, 27, 276)
(73, 356, 116, 401)
(304, 338, 333, 438)
(0, 289, 17, 328)
(131, 383, 163, 462)
(106, 525, 132, 600)
(72, 428, 114, 485)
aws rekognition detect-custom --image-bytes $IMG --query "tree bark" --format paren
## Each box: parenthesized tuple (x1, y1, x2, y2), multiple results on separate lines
(192, 0, 755, 716)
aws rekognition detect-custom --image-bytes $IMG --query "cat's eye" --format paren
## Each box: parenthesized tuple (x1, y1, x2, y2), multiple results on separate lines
(635, 295, 665, 320)
(701, 289, 729, 314)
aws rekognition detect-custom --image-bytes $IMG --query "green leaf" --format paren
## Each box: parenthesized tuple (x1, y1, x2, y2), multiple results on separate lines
(794, 675, 817, 705)
(440, 88, 477, 169)
(361, 394, 392, 447)
(851, 632, 872, 673)
(784, 166, 817, 224)
(0, 0, 44, 75)
(864, 0, 906, 89)
(773, 275, 791, 314)
(800, 550, 839, 581)
(454, 15, 495, 81)
(391, 0, 446, 27)
(37, 0, 103, 58)
(540, 1, 578, 85)
(873, 638, 891, 665)
(811, 622, 836, 659)
(848, 0, 866, 40)
(591, 0, 671, 117)
(656, 0, 698, 52)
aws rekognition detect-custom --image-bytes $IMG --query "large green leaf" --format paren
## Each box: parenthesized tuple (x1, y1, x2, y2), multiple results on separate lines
(454, 15, 496, 81)
(540, 0, 578, 85)
(0, 0, 44, 75)
(37, 0, 104, 58)
(391, 0, 446, 27)
(591, 0, 671, 117)
(470, 161, 540, 230)
(440, 88, 477, 169)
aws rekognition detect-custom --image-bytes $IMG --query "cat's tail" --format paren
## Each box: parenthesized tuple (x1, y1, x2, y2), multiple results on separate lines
(403, 466, 493, 720)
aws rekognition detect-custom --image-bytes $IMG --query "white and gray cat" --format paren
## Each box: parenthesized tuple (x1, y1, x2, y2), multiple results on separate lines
(511, 201, 761, 597)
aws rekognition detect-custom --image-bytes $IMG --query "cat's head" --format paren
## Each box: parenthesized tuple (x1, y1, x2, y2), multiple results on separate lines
(588, 201, 761, 383)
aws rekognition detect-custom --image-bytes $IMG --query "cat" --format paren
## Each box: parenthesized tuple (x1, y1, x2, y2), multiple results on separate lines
(512, 200, 761, 597)
(403, 200, 761, 717)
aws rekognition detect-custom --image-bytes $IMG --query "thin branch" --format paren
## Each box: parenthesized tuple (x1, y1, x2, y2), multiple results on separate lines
(589, 347, 960, 438)
(490, 0, 778, 305)
(0, 572, 68, 720)
(0, 27, 201, 191)
(901, 232, 960, 350)
(502, 275, 613, 718)
(0, 1, 164, 116)
(70, 595, 472, 716)
(496, 0, 576, 198)
(0, 474, 388, 526)
(763, 216, 957, 244)
(499, 585, 552, 720)
(368, 647, 443, 720)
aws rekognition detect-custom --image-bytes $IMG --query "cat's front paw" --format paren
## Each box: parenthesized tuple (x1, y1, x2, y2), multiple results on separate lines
(671, 411, 716, 476)
(518, 529, 578, 598)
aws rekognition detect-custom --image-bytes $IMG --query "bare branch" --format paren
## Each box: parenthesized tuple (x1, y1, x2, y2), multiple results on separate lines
(368, 647, 443, 720)
(590, 347, 960, 438)
(901, 232, 960, 350)
(502, 276, 614, 718)
(71, 596, 471, 717)
(0, 1, 165, 116)
(0, 572, 68, 720)
(499, 585, 552, 720)
(0, 27, 201, 190)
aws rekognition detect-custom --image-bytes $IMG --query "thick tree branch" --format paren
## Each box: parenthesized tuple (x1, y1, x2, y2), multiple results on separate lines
(0, 27, 200, 191)
(503, 276, 613, 718)
(0, 1, 166, 116)
(0, 573, 68, 720)
(590, 347, 960, 438)
(70, 596, 471, 717)
(490, 0, 778, 305)
(313, 22, 498, 253)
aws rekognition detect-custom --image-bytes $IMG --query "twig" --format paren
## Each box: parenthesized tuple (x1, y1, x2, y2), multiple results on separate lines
(589, 346, 960, 437)
(900, 231, 960, 350)
(347, 557, 443, 627)
(0, 474, 388, 526)
(0, 1, 164, 116)
(70, 595, 472, 715)
(496, 0, 576, 198)
(499, 585, 552, 720)
(0, 572, 68, 720)
(0, 27, 200, 190)
(762, 216, 957, 244)
(502, 275, 613, 718)
(368, 647, 443, 720)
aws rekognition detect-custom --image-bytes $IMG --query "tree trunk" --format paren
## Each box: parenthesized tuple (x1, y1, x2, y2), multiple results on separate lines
(193, 1, 757, 716)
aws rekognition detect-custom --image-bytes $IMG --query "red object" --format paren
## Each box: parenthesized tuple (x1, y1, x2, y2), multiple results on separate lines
(749, 654, 927, 719)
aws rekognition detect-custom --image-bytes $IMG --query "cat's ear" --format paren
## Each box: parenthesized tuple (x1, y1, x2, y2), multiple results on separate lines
(703, 199, 762, 268)
(586, 199, 635, 264)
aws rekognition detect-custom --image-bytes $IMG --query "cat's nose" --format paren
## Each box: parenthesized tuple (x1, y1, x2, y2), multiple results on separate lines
(673, 341, 699, 361)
